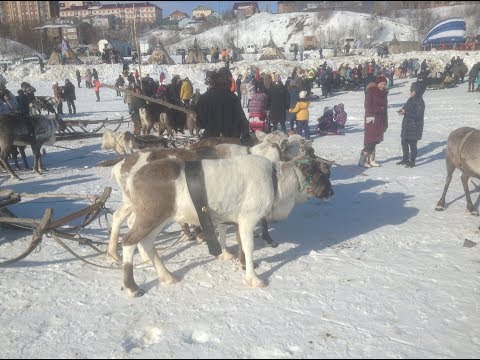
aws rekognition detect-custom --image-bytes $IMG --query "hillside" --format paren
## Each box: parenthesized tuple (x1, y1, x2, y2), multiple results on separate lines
(146, 10, 418, 53)
(0, 37, 40, 59)
(142, 4, 480, 55)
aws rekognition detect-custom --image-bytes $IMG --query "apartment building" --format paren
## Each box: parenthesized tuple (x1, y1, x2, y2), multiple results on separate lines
(1, 1, 60, 27)
(60, 2, 162, 25)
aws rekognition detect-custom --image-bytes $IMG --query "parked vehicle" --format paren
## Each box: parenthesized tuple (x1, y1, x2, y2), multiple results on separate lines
(246, 43, 257, 54)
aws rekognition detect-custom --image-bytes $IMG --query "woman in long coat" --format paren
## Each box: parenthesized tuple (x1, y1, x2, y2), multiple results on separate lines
(358, 75, 388, 167)
(268, 75, 289, 132)
(397, 82, 425, 167)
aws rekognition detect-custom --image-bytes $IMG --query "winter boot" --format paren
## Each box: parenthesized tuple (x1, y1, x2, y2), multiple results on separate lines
(368, 151, 381, 167)
(405, 160, 415, 168)
(396, 159, 408, 165)
(358, 151, 371, 168)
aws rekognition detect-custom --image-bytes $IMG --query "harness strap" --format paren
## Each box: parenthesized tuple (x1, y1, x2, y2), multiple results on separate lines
(272, 163, 278, 200)
(184, 160, 222, 256)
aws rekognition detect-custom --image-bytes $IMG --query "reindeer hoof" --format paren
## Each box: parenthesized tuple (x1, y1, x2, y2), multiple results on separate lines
(241, 262, 259, 270)
(264, 240, 279, 248)
(121, 286, 145, 297)
(435, 205, 445, 211)
(245, 277, 268, 288)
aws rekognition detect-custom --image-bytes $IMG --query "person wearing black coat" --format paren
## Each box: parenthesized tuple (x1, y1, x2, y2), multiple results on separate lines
(397, 82, 425, 168)
(268, 75, 290, 133)
(16, 90, 30, 116)
(92, 68, 99, 81)
(63, 78, 76, 114)
(196, 68, 249, 141)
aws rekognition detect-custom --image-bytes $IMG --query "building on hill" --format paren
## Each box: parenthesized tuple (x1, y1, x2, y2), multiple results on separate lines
(83, 15, 120, 30)
(233, 2, 260, 18)
(169, 11, 189, 21)
(192, 5, 213, 19)
(1, 1, 60, 28)
(60, 2, 162, 25)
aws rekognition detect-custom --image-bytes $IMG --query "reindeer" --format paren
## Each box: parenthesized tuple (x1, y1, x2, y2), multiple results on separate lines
(0, 114, 66, 180)
(436, 127, 480, 216)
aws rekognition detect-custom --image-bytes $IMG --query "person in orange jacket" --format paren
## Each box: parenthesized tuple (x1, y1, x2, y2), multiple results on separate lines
(93, 79, 101, 102)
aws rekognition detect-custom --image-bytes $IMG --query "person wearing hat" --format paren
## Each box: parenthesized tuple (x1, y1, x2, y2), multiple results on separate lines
(358, 75, 388, 168)
(289, 90, 310, 139)
(63, 78, 76, 114)
(396, 82, 425, 168)
(268, 74, 289, 133)
(196, 67, 249, 141)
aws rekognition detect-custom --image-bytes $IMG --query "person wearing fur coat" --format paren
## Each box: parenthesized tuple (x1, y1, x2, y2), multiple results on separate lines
(358, 75, 388, 168)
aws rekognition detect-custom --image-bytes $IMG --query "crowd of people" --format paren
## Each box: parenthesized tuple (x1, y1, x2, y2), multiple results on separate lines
(1, 49, 477, 172)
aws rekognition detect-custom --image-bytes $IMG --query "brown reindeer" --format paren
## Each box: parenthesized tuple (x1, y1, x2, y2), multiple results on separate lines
(436, 127, 480, 215)
(0, 114, 65, 180)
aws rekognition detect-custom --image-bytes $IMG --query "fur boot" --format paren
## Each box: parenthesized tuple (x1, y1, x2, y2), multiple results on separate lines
(368, 151, 381, 167)
(358, 151, 371, 168)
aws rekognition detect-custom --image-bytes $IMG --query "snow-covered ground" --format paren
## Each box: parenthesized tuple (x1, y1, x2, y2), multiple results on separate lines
(0, 50, 480, 358)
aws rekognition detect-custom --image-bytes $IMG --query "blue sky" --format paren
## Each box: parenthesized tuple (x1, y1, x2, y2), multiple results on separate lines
(103, 1, 278, 17)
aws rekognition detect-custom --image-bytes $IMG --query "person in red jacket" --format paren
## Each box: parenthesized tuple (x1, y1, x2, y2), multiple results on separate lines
(358, 75, 388, 168)
(93, 79, 101, 102)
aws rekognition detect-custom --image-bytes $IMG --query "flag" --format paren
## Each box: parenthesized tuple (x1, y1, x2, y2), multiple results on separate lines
(423, 18, 466, 45)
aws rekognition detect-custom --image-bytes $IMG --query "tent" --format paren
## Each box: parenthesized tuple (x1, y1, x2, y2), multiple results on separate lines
(186, 38, 207, 64)
(422, 18, 466, 45)
(47, 49, 83, 65)
(388, 35, 421, 54)
(258, 37, 285, 61)
(228, 42, 244, 61)
(147, 42, 175, 65)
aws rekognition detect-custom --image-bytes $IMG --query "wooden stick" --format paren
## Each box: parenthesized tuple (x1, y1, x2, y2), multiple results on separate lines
(19, 193, 100, 200)
(101, 84, 196, 116)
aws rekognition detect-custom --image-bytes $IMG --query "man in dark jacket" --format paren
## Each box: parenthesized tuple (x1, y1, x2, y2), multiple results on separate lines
(63, 78, 76, 114)
(16, 90, 30, 115)
(396, 81, 425, 168)
(468, 62, 479, 92)
(115, 75, 125, 96)
(268, 75, 289, 133)
(196, 68, 249, 141)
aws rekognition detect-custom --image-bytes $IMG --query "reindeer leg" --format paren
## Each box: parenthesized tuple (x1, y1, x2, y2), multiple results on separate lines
(261, 218, 278, 247)
(238, 220, 267, 288)
(107, 202, 133, 262)
(32, 144, 42, 174)
(217, 224, 235, 261)
(0, 155, 21, 180)
(461, 173, 479, 215)
(19, 146, 29, 170)
(10, 146, 20, 170)
(435, 156, 456, 211)
(181, 223, 196, 240)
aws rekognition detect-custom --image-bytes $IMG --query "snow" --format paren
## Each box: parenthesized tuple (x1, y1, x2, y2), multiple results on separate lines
(1, 29, 480, 360)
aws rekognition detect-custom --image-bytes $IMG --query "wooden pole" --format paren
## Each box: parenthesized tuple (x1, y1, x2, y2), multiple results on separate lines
(133, 3, 142, 90)
(101, 84, 196, 115)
